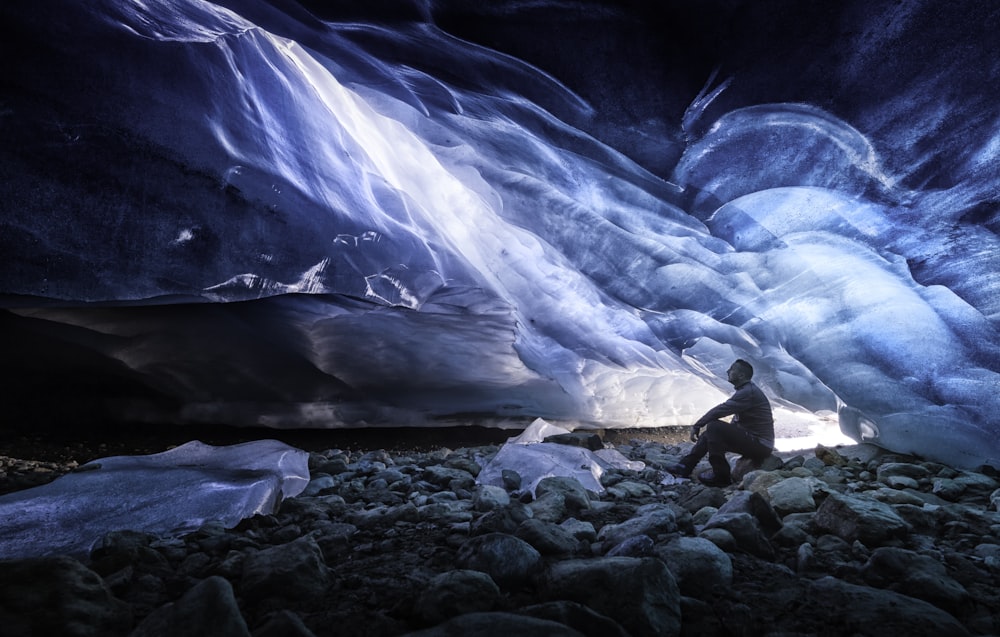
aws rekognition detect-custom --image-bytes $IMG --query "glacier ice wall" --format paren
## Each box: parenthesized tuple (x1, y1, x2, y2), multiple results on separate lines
(0, 0, 998, 468)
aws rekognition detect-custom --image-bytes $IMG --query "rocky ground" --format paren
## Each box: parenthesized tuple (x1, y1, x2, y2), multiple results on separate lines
(2, 424, 1000, 637)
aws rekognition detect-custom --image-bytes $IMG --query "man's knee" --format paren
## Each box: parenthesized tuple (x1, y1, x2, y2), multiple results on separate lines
(703, 420, 728, 436)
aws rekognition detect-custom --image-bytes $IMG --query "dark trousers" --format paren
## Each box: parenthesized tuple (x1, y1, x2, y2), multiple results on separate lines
(681, 420, 773, 479)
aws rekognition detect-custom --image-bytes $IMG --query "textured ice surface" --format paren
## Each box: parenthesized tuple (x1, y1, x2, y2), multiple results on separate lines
(0, 0, 998, 469)
(0, 440, 309, 559)
(477, 419, 645, 495)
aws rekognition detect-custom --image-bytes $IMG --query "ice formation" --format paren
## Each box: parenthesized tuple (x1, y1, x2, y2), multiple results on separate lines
(0, 440, 309, 559)
(0, 0, 997, 468)
(477, 418, 645, 496)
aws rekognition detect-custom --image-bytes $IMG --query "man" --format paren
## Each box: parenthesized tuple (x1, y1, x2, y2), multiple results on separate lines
(667, 359, 775, 487)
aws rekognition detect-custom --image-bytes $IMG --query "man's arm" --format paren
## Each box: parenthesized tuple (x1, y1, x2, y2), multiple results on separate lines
(691, 385, 755, 438)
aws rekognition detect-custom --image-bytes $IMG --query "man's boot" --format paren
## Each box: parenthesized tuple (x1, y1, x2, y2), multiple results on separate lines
(665, 456, 697, 478)
(698, 454, 732, 487)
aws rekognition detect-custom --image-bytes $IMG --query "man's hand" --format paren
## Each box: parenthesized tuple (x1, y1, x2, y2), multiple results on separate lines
(689, 425, 701, 442)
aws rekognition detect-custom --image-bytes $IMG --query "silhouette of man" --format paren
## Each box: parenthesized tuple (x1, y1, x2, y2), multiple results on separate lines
(667, 359, 774, 486)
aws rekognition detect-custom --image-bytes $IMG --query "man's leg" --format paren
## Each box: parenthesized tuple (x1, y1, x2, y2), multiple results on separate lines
(703, 420, 736, 483)
(702, 421, 772, 484)
(667, 420, 721, 477)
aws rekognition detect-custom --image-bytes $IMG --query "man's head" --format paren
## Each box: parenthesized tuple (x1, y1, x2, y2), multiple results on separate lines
(726, 359, 753, 386)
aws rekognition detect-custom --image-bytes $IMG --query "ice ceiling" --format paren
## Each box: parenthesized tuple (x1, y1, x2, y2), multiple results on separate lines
(1, 0, 998, 469)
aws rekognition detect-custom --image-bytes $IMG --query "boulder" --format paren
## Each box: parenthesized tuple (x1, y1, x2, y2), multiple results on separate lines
(655, 535, 733, 598)
(0, 556, 131, 637)
(538, 556, 681, 637)
(812, 493, 911, 545)
(414, 569, 502, 625)
(239, 536, 329, 602)
(403, 611, 585, 637)
(131, 576, 250, 637)
(456, 533, 543, 588)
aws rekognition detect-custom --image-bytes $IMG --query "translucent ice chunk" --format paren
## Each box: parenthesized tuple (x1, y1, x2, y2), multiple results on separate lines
(477, 418, 645, 495)
(0, 440, 309, 559)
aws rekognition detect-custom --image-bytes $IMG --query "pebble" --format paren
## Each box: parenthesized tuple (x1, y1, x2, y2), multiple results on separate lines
(1, 439, 1000, 636)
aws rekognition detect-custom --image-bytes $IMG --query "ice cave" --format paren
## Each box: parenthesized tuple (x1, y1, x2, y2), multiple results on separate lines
(1, 0, 998, 474)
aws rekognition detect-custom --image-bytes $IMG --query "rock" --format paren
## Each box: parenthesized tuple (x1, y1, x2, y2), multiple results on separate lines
(542, 432, 605, 451)
(702, 511, 774, 559)
(698, 527, 737, 553)
(596, 503, 677, 547)
(605, 480, 656, 499)
(717, 489, 783, 535)
(0, 555, 131, 637)
(414, 569, 502, 625)
(605, 534, 654, 557)
(527, 491, 570, 522)
(500, 469, 522, 491)
(861, 547, 970, 613)
(815, 445, 848, 467)
(535, 476, 592, 512)
(421, 466, 476, 491)
(239, 536, 329, 602)
(517, 601, 630, 637)
(455, 533, 543, 588)
(766, 476, 820, 515)
(932, 477, 966, 501)
(538, 556, 682, 637)
(812, 492, 911, 545)
(733, 454, 782, 481)
(515, 518, 583, 555)
(655, 535, 733, 598)
(558, 517, 597, 543)
(403, 611, 586, 637)
(131, 576, 250, 637)
(302, 470, 335, 493)
(470, 503, 532, 535)
(252, 610, 317, 637)
(877, 462, 932, 483)
(89, 530, 167, 576)
(953, 471, 999, 493)
(677, 484, 727, 513)
(473, 484, 510, 511)
(805, 576, 971, 636)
